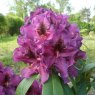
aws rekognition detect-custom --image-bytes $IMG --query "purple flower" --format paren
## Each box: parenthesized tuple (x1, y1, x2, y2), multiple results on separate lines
(13, 7, 86, 84)
(0, 86, 5, 95)
(13, 46, 36, 64)
(21, 63, 39, 78)
(68, 66, 78, 77)
(0, 63, 21, 95)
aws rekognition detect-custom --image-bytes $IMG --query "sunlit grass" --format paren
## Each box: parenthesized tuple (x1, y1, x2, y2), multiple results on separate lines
(81, 36, 95, 64)
(0, 36, 26, 73)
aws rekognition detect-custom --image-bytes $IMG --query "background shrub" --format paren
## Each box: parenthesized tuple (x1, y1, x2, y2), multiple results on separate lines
(6, 15, 23, 36)
(80, 28, 89, 36)
(0, 13, 7, 35)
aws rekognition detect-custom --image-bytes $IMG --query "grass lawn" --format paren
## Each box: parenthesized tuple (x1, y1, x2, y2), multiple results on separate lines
(82, 36, 95, 64)
(0, 35, 95, 73)
(0, 36, 26, 73)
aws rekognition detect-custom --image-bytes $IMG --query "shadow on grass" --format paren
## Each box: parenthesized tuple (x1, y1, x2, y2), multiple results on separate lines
(0, 36, 18, 43)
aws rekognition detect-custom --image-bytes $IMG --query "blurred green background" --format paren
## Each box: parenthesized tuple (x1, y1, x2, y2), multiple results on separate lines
(0, 0, 95, 73)
(0, 0, 95, 94)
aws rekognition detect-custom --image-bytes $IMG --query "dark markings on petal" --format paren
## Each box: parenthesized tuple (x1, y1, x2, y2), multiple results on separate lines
(3, 74, 10, 87)
(54, 39, 65, 52)
(37, 22, 46, 35)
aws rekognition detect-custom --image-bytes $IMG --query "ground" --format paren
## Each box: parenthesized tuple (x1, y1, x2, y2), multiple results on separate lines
(82, 36, 95, 64)
(0, 36, 26, 73)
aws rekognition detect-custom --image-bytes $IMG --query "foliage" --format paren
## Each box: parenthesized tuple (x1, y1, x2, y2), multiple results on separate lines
(0, 13, 7, 35)
(10, 0, 40, 18)
(56, 0, 69, 13)
(10, 0, 71, 17)
(66, 3, 73, 14)
(69, 13, 81, 22)
(16, 75, 39, 95)
(79, 8, 90, 22)
(41, 2, 59, 12)
(42, 72, 64, 95)
(90, 23, 95, 31)
(6, 15, 23, 36)
(0, 13, 23, 36)
(69, 14, 90, 29)
(91, 15, 95, 23)
(80, 29, 89, 35)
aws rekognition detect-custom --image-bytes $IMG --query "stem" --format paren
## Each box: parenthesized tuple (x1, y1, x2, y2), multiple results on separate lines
(70, 77, 77, 95)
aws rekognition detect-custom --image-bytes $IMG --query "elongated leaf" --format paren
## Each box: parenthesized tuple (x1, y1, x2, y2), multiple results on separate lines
(62, 83, 75, 95)
(70, 78, 77, 95)
(42, 73, 64, 95)
(83, 63, 95, 72)
(91, 81, 95, 89)
(16, 74, 39, 95)
(77, 82, 87, 95)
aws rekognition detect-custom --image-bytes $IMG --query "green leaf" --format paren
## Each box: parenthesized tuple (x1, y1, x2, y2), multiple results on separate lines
(70, 77, 77, 95)
(16, 74, 39, 95)
(75, 59, 85, 71)
(77, 82, 87, 95)
(42, 72, 64, 95)
(62, 83, 75, 95)
(77, 59, 85, 66)
(91, 81, 95, 89)
(83, 63, 95, 72)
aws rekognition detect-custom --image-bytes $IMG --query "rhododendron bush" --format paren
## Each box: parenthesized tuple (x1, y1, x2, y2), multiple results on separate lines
(0, 7, 95, 95)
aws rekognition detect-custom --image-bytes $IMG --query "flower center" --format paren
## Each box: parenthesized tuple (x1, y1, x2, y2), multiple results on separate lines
(37, 23, 47, 36)
(54, 39, 65, 53)
(27, 50, 36, 59)
(4, 74, 10, 87)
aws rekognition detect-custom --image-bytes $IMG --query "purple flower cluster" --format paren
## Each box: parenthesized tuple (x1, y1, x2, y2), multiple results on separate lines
(0, 62, 21, 95)
(13, 7, 86, 84)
